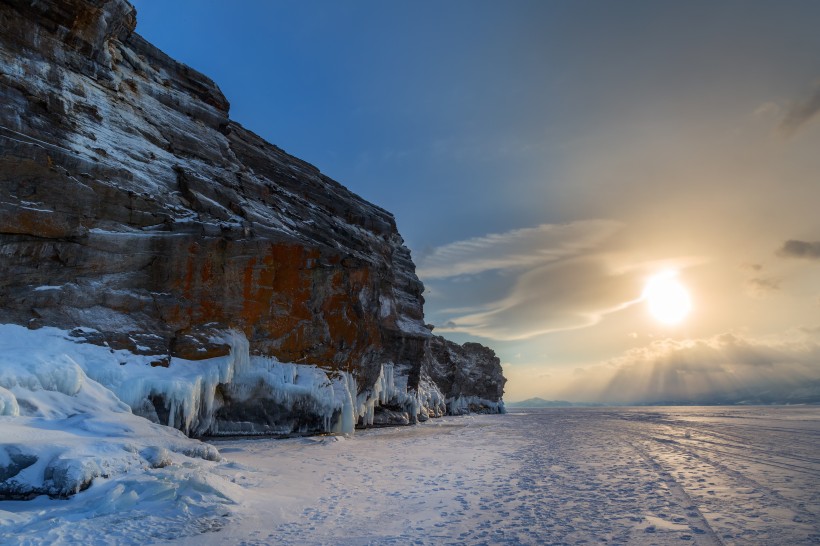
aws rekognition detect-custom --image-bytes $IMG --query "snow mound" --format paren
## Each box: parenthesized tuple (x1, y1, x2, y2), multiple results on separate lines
(0, 322, 499, 504)
(0, 324, 220, 500)
(0, 463, 241, 545)
(0, 323, 362, 441)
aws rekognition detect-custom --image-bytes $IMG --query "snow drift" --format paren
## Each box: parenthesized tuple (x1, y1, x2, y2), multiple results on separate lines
(0, 324, 222, 499)
(0, 323, 500, 499)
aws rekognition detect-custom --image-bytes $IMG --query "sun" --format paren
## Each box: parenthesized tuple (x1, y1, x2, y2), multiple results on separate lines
(642, 270, 692, 325)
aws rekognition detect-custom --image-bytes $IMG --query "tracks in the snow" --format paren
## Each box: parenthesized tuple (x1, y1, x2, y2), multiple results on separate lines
(626, 438, 725, 546)
(608, 410, 820, 544)
(193, 408, 820, 545)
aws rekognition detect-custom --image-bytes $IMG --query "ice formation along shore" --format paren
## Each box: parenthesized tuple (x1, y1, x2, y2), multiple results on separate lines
(0, 323, 501, 499)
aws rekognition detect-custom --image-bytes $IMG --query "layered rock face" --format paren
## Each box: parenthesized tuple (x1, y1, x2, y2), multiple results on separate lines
(0, 0, 505, 436)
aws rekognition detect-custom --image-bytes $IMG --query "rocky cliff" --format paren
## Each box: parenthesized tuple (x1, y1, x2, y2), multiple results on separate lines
(0, 0, 505, 437)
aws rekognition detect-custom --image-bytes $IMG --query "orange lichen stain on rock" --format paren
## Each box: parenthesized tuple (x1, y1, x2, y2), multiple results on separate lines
(164, 240, 227, 329)
(164, 303, 188, 331)
(274, 326, 312, 361)
(321, 266, 379, 357)
(323, 303, 359, 350)
(266, 245, 317, 298)
(348, 269, 370, 287)
(239, 244, 316, 336)
(199, 296, 219, 323)
(179, 242, 200, 294)
(200, 259, 212, 284)
(162, 240, 382, 366)
(0, 207, 76, 239)
(240, 256, 263, 324)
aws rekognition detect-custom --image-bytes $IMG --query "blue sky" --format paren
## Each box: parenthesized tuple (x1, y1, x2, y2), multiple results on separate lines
(131, 1, 820, 402)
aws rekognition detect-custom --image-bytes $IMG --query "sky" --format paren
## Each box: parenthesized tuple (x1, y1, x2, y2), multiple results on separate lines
(130, 0, 820, 404)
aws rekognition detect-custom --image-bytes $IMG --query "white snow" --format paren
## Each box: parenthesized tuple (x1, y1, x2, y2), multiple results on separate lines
(185, 407, 820, 545)
(0, 323, 465, 512)
(0, 323, 465, 441)
(354, 364, 450, 425)
(447, 394, 506, 415)
(0, 325, 224, 513)
(0, 322, 364, 508)
(2, 387, 820, 545)
(378, 295, 393, 318)
(8, 325, 814, 544)
(395, 315, 433, 336)
(31, 285, 63, 292)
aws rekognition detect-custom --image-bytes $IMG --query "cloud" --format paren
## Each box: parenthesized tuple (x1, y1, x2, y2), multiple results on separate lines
(740, 263, 779, 298)
(563, 333, 820, 404)
(436, 255, 643, 340)
(753, 101, 781, 119)
(416, 220, 621, 279)
(745, 276, 781, 298)
(779, 81, 820, 136)
(778, 239, 820, 260)
(421, 220, 702, 341)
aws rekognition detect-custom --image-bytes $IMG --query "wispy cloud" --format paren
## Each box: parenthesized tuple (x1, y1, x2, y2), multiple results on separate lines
(421, 220, 705, 341)
(741, 263, 780, 298)
(779, 81, 820, 137)
(745, 276, 781, 298)
(778, 239, 820, 260)
(417, 220, 645, 340)
(436, 256, 643, 340)
(417, 220, 621, 279)
(564, 333, 820, 404)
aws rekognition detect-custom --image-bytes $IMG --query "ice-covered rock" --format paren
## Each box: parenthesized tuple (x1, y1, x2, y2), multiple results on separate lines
(0, 0, 505, 444)
(0, 325, 220, 500)
(0, 319, 503, 499)
(426, 337, 507, 415)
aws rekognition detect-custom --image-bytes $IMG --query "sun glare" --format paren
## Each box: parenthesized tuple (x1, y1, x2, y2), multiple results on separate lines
(643, 270, 692, 325)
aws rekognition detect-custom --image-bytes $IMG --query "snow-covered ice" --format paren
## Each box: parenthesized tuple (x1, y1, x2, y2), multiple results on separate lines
(0, 323, 364, 441)
(4, 406, 819, 545)
(0, 324, 464, 442)
(0, 325, 817, 545)
(187, 407, 820, 545)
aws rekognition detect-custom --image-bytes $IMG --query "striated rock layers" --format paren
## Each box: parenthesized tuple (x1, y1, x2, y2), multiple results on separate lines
(0, 0, 505, 436)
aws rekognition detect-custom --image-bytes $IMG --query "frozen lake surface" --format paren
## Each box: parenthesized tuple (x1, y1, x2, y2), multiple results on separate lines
(4, 407, 820, 545)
